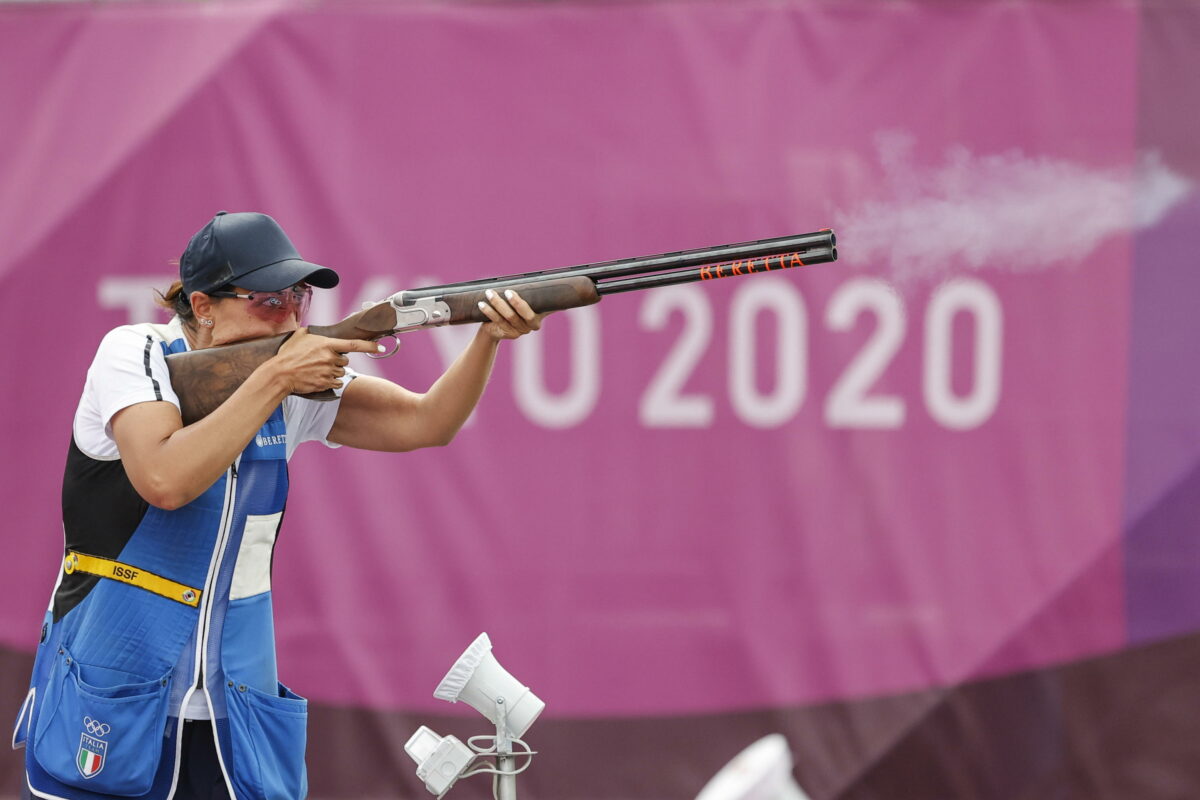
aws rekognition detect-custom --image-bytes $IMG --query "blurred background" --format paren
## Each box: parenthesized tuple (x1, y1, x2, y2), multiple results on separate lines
(2, 0, 1199, 798)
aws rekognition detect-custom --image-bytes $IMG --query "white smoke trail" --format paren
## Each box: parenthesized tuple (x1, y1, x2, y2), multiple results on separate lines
(836, 132, 1193, 281)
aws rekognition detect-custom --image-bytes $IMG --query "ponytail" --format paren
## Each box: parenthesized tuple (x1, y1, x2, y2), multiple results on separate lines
(155, 280, 196, 326)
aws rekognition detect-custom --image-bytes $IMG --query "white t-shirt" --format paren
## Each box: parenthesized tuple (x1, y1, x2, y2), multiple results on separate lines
(73, 317, 355, 462)
(71, 317, 355, 719)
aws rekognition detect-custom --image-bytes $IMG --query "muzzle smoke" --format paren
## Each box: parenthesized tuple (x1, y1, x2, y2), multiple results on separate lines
(836, 131, 1193, 282)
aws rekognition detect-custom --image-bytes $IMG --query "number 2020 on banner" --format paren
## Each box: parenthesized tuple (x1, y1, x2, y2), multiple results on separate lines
(510, 277, 1002, 431)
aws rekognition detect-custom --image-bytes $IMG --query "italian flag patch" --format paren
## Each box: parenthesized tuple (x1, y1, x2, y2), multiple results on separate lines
(77, 734, 106, 779)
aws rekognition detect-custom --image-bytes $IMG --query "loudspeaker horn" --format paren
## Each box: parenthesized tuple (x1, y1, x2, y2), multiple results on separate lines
(433, 632, 545, 738)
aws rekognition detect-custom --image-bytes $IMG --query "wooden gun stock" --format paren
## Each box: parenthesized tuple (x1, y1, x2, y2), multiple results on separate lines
(166, 276, 602, 424)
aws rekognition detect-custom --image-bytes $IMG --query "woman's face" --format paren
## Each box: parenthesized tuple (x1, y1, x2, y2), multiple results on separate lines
(207, 284, 312, 345)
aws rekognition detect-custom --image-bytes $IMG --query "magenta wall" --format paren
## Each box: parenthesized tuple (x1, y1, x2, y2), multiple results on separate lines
(1, 1, 1197, 798)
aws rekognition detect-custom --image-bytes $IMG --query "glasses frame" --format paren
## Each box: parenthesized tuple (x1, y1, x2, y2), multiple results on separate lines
(208, 284, 314, 323)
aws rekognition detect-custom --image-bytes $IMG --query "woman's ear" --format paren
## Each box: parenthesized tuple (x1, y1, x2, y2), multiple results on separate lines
(189, 291, 214, 321)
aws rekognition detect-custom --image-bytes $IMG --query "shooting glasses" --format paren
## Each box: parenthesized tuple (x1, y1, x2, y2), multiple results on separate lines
(209, 284, 314, 324)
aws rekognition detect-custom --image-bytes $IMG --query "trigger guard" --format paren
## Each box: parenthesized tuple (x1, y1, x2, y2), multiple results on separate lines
(367, 334, 400, 359)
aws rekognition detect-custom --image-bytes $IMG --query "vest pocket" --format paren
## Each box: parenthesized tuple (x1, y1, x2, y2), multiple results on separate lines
(31, 647, 171, 796)
(225, 678, 308, 800)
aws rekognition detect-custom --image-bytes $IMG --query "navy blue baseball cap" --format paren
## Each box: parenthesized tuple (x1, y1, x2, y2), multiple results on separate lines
(180, 211, 340, 296)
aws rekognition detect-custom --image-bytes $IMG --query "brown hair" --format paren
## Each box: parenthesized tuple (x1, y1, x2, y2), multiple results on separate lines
(155, 280, 196, 327)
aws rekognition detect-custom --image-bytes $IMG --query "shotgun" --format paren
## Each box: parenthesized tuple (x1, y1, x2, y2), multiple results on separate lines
(166, 229, 837, 423)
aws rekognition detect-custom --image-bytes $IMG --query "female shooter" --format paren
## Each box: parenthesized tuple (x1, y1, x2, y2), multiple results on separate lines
(14, 211, 543, 800)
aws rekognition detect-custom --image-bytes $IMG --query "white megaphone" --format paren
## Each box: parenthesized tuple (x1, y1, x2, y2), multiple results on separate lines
(695, 734, 812, 800)
(433, 633, 545, 738)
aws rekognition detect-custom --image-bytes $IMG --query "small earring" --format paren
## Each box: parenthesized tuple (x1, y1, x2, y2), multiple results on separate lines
(199, 318, 214, 328)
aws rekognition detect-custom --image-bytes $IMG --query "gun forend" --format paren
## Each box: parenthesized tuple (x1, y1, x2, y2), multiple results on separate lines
(385, 276, 601, 330)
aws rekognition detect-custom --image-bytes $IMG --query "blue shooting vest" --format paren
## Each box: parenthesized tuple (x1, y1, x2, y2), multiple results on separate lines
(13, 336, 307, 800)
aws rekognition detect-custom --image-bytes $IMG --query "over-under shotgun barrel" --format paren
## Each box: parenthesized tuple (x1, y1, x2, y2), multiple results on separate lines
(399, 229, 837, 300)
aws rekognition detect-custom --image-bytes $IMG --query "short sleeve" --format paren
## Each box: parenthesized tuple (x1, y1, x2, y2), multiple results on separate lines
(282, 368, 359, 460)
(73, 326, 182, 459)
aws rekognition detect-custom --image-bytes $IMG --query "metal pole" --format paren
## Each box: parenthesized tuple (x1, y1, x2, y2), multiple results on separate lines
(496, 755, 518, 800)
(494, 697, 517, 800)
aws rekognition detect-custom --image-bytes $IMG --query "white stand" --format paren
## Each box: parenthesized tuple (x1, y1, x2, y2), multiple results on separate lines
(405, 693, 537, 798)
(494, 696, 518, 800)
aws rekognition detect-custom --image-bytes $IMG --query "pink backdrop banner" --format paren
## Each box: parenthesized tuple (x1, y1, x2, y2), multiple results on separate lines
(0, 0, 1144, 721)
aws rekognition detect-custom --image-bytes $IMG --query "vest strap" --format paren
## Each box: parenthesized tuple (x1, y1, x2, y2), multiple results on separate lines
(63, 550, 202, 608)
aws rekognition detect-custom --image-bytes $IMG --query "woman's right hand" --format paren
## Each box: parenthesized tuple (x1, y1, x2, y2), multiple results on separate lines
(269, 328, 383, 395)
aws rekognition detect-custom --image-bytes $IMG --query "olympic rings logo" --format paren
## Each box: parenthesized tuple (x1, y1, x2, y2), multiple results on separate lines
(83, 716, 111, 737)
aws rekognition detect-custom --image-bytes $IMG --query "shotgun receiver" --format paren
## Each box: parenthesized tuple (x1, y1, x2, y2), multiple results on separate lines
(165, 229, 837, 423)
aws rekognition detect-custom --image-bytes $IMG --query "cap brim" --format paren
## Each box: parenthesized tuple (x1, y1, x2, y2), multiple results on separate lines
(236, 258, 340, 291)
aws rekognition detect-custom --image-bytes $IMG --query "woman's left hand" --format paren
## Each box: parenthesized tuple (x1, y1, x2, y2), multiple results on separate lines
(476, 289, 547, 341)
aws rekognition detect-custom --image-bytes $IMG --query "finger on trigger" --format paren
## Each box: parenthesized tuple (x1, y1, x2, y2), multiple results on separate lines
(336, 338, 389, 354)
